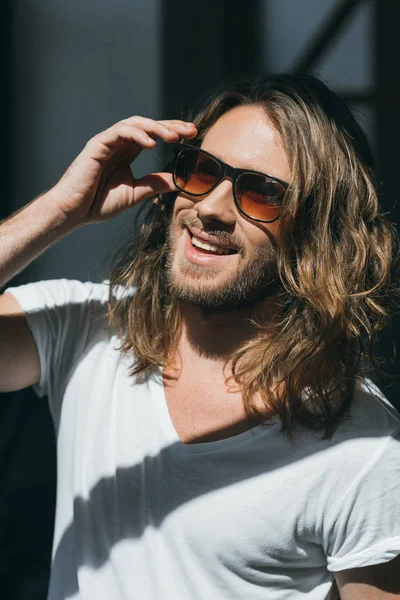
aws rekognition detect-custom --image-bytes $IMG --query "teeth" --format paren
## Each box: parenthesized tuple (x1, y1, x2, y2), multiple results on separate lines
(191, 235, 232, 255)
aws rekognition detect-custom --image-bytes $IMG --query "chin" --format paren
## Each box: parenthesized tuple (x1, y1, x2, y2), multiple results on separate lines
(165, 221, 279, 311)
(167, 263, 276, 312)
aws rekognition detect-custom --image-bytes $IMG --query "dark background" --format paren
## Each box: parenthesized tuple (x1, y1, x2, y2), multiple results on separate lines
(1, 0, 399, 598)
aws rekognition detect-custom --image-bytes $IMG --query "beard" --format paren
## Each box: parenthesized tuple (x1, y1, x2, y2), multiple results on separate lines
(165, 217, 280, 313)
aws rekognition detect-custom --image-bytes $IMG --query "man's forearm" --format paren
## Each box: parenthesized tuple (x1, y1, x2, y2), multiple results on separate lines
(0, 192, 80, 290)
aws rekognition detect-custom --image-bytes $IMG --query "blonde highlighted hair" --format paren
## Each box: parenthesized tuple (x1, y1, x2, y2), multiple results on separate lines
(107, 73, 399, 438)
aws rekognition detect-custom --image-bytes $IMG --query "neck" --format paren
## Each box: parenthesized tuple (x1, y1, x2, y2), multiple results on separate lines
(166, 297, 281, 378)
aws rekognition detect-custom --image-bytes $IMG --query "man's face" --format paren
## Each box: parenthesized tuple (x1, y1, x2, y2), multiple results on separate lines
(166, 104, 291, 311)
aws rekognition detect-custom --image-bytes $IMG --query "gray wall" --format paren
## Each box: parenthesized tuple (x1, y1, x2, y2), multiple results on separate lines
(11, 0, 376, 284)
(12, 0, 161, 283)
(263, 0, 374, 141)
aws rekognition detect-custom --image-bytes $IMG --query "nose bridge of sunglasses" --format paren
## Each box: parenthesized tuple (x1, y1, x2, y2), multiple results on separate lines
(192, 175, 234, 205)
(211, 175, 235, 196)
(203, 157, 237, 193)
(206, 165, 243, 203)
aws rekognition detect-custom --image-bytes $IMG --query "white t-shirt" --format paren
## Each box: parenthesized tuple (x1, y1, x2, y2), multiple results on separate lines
(5, 278, 400, 600)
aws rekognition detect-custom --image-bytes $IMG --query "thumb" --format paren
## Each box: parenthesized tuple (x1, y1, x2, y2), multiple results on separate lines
(133, 172, 177, 203)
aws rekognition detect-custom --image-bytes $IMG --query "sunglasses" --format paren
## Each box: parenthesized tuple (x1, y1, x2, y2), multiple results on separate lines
(172, 144, 289, 223)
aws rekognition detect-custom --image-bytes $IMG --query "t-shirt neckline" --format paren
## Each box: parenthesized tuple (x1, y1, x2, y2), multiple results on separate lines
(149, 368, 277, 455)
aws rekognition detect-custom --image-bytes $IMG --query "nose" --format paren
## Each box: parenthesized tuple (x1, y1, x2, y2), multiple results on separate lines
(193, 179, 236, 225)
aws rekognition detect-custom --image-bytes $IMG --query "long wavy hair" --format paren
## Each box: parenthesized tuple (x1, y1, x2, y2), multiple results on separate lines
(106, 73, 399, 438)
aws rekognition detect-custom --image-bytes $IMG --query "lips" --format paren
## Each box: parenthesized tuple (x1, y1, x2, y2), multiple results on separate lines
(191, 234, 235, 255)
(182, 227, 238, 266)
(186, 226, 238, 255)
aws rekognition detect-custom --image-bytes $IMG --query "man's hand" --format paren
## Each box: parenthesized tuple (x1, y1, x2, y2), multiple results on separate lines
(49, 116, 197, 226)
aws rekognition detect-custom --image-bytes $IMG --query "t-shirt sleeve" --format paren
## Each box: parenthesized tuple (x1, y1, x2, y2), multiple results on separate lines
(4, 278, 110, 406)
(322, 426, 400, 572)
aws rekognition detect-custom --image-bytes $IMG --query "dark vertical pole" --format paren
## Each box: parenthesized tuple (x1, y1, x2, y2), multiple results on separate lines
(0, 4, 56, 599)
(374, 0, 400, 406)
(222, 0, 263, 77)
(1, 0, 13, 221)
(160, 0, 263, 123)
(375, 0, 400, 217)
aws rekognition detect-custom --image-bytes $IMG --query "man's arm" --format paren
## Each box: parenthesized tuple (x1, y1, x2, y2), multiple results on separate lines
(0, 193, 81, 392)
(334, 554, 400, 599)
(0, 116, 197, 393)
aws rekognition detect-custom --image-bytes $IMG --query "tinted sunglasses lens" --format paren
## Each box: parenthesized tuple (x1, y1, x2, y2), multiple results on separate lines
(236, 173, 285, 221)
(174, 148, 221, 195)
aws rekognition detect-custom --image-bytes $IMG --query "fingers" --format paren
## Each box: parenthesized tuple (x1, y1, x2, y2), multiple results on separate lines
(86, 116, 197, 162)
(90, 122, 157, 156)
(121, 116, 197, 141)
(150, 118, 197, 140)
(133, 172, 177, 203)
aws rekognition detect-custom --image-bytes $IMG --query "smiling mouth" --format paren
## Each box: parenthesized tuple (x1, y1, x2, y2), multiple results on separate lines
(188, 229, 237, 256)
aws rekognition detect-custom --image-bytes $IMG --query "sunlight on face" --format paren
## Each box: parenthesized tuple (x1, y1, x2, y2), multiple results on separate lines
(166, 104, 291, 311)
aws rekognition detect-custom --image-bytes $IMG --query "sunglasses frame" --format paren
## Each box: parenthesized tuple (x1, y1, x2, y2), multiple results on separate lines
(172, 143, 289, 223)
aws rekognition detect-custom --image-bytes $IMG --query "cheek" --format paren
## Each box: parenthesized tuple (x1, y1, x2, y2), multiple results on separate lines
(170, 197, 188, 230)
(267, 221, 281, 244)
(241, 221, 281, 253)
(169, 199, 191, 247)
(173, 194, 193, 216)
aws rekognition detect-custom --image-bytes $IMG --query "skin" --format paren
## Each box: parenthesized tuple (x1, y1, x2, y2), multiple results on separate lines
(163, 105, 290, 443)
(44, 109, 400, 598)
(165, 104, 289, 364)
(333, 555, 400, 599)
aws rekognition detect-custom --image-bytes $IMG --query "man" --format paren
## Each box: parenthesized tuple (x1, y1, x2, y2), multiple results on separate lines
(0, 74, 399, 599)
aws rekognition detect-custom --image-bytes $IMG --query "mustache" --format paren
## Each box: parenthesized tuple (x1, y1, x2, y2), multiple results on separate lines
(178, 215, 245, 254)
